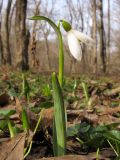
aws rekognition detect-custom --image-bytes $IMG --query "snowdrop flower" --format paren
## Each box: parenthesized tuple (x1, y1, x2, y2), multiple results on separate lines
(61, 20, 94, 61)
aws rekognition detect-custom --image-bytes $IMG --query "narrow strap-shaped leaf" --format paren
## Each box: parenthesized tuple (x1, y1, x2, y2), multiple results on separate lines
(52, 72, 66, 156)
(7, 119, 15, 138)
(22, 108, 29, 133)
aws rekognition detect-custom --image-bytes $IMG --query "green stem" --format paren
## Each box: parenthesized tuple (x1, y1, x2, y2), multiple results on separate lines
(7, 119, 15, 138)
(24, 109, 44, 159)
(107, 139, 119, 157)
(96, 148, 100, 160)
(33, 109, 44, 135)
(30, 16, 64, 87)
(24, 141, 33, 159)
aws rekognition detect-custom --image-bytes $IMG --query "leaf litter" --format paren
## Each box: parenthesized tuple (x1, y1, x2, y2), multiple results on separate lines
(0, 72, 120, 160)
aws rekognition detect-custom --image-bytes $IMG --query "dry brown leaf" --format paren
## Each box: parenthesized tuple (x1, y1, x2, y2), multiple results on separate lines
(105, 86, 120, 96)
(39, 154, 109, 160)
(102, 106, 120, 115)
(0, 133, 26, 160)
(98, 114, 120, 125)
(15, 97, 23, 117)
(41, 108, 54, 128)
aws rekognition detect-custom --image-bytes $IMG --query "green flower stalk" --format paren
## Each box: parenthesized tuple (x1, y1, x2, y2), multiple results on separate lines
(29, 16, 64, 87)
(29, 16, 72, 157)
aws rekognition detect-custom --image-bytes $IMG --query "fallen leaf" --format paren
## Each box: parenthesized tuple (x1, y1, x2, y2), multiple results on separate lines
(0, 133, 26, 160)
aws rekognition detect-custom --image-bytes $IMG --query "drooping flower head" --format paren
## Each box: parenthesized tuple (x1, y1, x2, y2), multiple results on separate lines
(60, 20, 94, 61)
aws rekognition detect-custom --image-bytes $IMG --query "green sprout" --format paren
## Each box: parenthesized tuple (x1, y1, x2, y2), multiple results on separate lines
(81, 82, 92, 109)
(22, 108, 29, 134)
(22, 73, 30, 102)
(7, 120, 15, 138)
(0, 109, 16, 138)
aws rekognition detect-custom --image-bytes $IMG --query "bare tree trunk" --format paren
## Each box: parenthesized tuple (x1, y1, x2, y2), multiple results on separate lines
(0, 0, 3, 65)
(44, 34, 51, 70)
(107, 0, 110, 71)
(92, 0, 97, 74)
(9, 2, 16, 33)
(98, 0, 106, 73)
(15, 0, 29, 70)
(29, 0, 41, 68)
(3, 0, 12, 65)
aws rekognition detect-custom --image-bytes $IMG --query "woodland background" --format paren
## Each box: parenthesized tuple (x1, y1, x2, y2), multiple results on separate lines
(0, 0, 120, 74)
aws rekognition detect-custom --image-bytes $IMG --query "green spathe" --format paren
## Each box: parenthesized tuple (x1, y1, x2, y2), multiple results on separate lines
(60, 20, 72, 32)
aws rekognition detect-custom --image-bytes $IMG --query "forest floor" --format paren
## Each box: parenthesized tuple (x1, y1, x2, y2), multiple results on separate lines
(0, 70, 120, 160)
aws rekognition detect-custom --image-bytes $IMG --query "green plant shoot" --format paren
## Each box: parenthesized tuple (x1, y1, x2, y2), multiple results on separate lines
(7, 120, 15, 138)
(22, 108, 29, 133)
(52, 72, 66, 156)
(29, 16, 71, 156)
(81, 82, 92, 108)
(22, 73, 30, 102)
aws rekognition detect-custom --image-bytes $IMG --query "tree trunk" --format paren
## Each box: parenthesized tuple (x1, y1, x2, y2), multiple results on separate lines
(92, 0, 97, 74)
(98, 0, 106, 73)
(3, 0, 12, 65)
(29, 0, 40, 69)
(15, 0, 29, 70)
(0, 0, 3, 65)
(107, 0, 110, 71)
(44, 33, 51, 70)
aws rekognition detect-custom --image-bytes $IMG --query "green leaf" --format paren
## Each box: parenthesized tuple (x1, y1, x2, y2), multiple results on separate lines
(0, 120, 8, 130)
(52, 72, 66, 156)
(93, 125, 108, 133)
(0, 109, 16, 118)
(7, 120, 15, 138)
(41, 84, 52, 97)
(104, 130, 120, 143)
(67, 123, 81, 137)
(22, 73, 30, 102)
(31, 101, 53, 113)
(22, 108, 29, 133)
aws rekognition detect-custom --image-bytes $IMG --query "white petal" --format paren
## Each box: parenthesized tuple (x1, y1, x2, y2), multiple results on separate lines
(71, 29, 94, 44)
(67, 31, 82, 61)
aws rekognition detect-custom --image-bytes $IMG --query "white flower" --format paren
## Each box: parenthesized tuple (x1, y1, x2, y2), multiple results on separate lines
(67, 29, 94, 61)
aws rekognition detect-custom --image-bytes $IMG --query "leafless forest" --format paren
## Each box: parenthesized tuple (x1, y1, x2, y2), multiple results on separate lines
(0, 0, 120, 74)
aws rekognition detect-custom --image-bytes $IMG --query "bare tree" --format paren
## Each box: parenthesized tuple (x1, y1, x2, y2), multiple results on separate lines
(0, 0, 3, 65)
(9, 1, 16, 33)
(92, 0, 97, 74)
(3, 0, 12, 65)
(15, 0, 29, 70)
(98, 0, 106, 73)
(65, 0, 84, 30)
(107, 0, 110, 68)
(29, 0, 41, 68)
(40, 0, 57, 70)
(112, 0, 120, 55)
